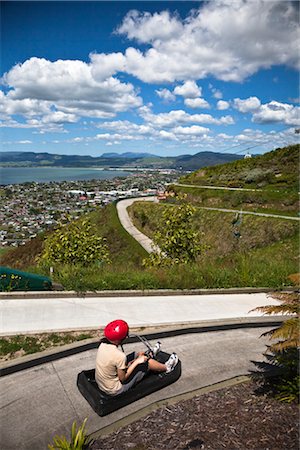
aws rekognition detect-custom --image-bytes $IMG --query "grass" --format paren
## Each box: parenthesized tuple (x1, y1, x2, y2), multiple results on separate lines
(0, 247, 12, 257)
(0, 331, 97, 361)
(180, 145, 299, 191)
(168, 184, 299, 215)
(2, 199, 299, 292)
(1, 203, 148, 274)
(48, 231, 298, 291)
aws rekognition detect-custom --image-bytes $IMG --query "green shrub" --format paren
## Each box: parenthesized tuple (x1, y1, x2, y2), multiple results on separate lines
(48, 418, 92, 450)
(253, 293, 299, 403)
(39, 218, 110, 266)
(144, 202, 202, 267)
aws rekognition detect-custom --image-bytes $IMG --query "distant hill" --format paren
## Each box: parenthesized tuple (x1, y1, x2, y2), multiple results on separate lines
(101, 152, 156, 158)
(173, 151, 243, 170)
(180, 145, 299, 190)
(0, 150, 243, 171)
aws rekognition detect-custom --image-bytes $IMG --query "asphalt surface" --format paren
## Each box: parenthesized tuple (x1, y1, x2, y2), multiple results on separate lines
(1, 324, 276, 450)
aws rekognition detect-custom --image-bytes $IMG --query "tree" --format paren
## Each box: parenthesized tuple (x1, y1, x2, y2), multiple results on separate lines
(144, 202, 202, 267)
(39, 218, 110, 266)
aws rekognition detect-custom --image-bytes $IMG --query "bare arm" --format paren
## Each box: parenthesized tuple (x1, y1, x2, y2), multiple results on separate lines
(117, 355, 148, 383)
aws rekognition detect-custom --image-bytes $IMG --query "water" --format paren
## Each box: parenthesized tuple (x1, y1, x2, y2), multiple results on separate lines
(0, 167, 132, 185)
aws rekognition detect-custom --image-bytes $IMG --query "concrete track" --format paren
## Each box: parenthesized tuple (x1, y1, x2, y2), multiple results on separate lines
(0, 325, 275, 450)
(116, 197, 160, 253)
(0, 292, 280, 335)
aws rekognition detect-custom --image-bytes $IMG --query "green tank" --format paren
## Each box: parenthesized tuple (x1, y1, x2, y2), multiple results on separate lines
(0, 266, 52, 291)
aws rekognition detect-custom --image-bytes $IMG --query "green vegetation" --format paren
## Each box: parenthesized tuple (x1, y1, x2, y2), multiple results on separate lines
(39, 217, 110, 266)
(2, 145, 299, 291)
(0, 247, 11, 257)
(48, 418, 92, 450)
(1, 204, 147, 272)
(0, 331, 95, 360)
(144, 201, 202, 267)
(253, 293, 299, 403)
(1, 234, 45, 270)
(180, 145, 299, 191)
(2, 198, 299, 290)
(128, 201, 299, 289)
(169, 184, 299, 215)
(1, 149, 241, 170)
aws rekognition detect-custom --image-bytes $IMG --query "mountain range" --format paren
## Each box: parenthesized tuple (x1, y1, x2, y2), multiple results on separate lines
(0, 151, 243, 171)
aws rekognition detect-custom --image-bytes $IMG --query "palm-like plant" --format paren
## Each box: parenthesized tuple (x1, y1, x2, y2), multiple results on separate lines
(48, 418, 92, 450)
(252, 292, 299, 403)
(253, 293, 299, 352)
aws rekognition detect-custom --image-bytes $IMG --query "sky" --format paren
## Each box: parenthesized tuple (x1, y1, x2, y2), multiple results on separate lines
(0, 0, 299, 157)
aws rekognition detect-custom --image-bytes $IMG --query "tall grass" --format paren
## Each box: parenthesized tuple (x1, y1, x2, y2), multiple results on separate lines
(51, 233, 298, 290)
(169, 185, 299, 215)
(3, 201, 299, 291)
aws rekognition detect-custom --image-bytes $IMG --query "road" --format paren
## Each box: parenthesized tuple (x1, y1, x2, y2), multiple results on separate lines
(0, 325, 276, 450)
(0, 292, 280, 335)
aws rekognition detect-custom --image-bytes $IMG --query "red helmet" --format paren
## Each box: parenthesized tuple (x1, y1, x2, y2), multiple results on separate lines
(104, 320, 129, 342)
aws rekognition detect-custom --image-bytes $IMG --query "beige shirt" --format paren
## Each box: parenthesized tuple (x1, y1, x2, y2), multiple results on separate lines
(95, 342, 127, 395)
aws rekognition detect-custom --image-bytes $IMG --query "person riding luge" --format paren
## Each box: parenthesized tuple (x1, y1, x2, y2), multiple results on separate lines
(95, 319, 179, 396)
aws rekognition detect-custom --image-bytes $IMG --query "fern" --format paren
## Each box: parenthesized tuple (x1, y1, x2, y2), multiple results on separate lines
(252, 293, 299, 403)
(251, 294, 299, 351)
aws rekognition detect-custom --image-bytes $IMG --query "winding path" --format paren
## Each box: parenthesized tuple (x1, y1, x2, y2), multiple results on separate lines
(116, 196, 160, 253)
(116, 196, 299, 258)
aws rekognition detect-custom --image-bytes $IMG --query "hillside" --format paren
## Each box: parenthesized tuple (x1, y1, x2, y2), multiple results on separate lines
(1, 204, 147, 273)
(2, 199, 299, 291)
(180, 145, 299, 190)
(0, 150, 243, 171)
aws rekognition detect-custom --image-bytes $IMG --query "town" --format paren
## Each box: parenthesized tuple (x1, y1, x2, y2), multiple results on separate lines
(0, 170, 181, 247)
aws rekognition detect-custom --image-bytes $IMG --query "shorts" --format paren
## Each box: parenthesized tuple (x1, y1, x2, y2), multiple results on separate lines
(114, 352, 148, 395)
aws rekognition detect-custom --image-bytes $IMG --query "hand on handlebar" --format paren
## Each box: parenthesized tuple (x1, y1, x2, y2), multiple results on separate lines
(136, 355, 148, 364)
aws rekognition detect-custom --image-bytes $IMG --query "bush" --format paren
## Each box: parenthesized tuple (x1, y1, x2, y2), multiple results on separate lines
(39, 218, 110, 266)
(144, 202, 202, 267)
(48, 418, 92, 450)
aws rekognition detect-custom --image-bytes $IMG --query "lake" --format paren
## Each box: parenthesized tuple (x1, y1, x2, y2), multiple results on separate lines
(0, 167, 132, 185)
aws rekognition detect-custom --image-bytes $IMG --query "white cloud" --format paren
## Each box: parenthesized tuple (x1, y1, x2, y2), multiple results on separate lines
(1, 56, 142, 128)
(211, 87, 223, 99)
(174, 81, 201, 99)
(139, 106, 234, 127)
(252, 101, 300, 126)
(116, 10, 183, 44)
(89, 52, 126, 80)
(117, 1, 299, 83)
(159, 130, 177, 140)
(41, 111, 77, 124)
(155, 88, 175, 102)
(184, 98, 210, 109)
(173, 125, 209, 136)
(218, 133, 231, 139)
(234, 97, 261, 113)
(217, 100, 230, 110)
(99, 120, 155, 136)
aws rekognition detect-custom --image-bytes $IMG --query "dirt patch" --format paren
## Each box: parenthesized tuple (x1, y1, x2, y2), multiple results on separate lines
(91, 380, 299, 450)
(0, 330, 100, 361)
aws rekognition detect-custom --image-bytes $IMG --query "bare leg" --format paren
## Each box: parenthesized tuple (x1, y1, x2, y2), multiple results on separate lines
(148, 358, 166, 372)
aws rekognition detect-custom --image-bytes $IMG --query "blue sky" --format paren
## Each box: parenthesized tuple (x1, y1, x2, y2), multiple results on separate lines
(1, 1, 299, 157)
